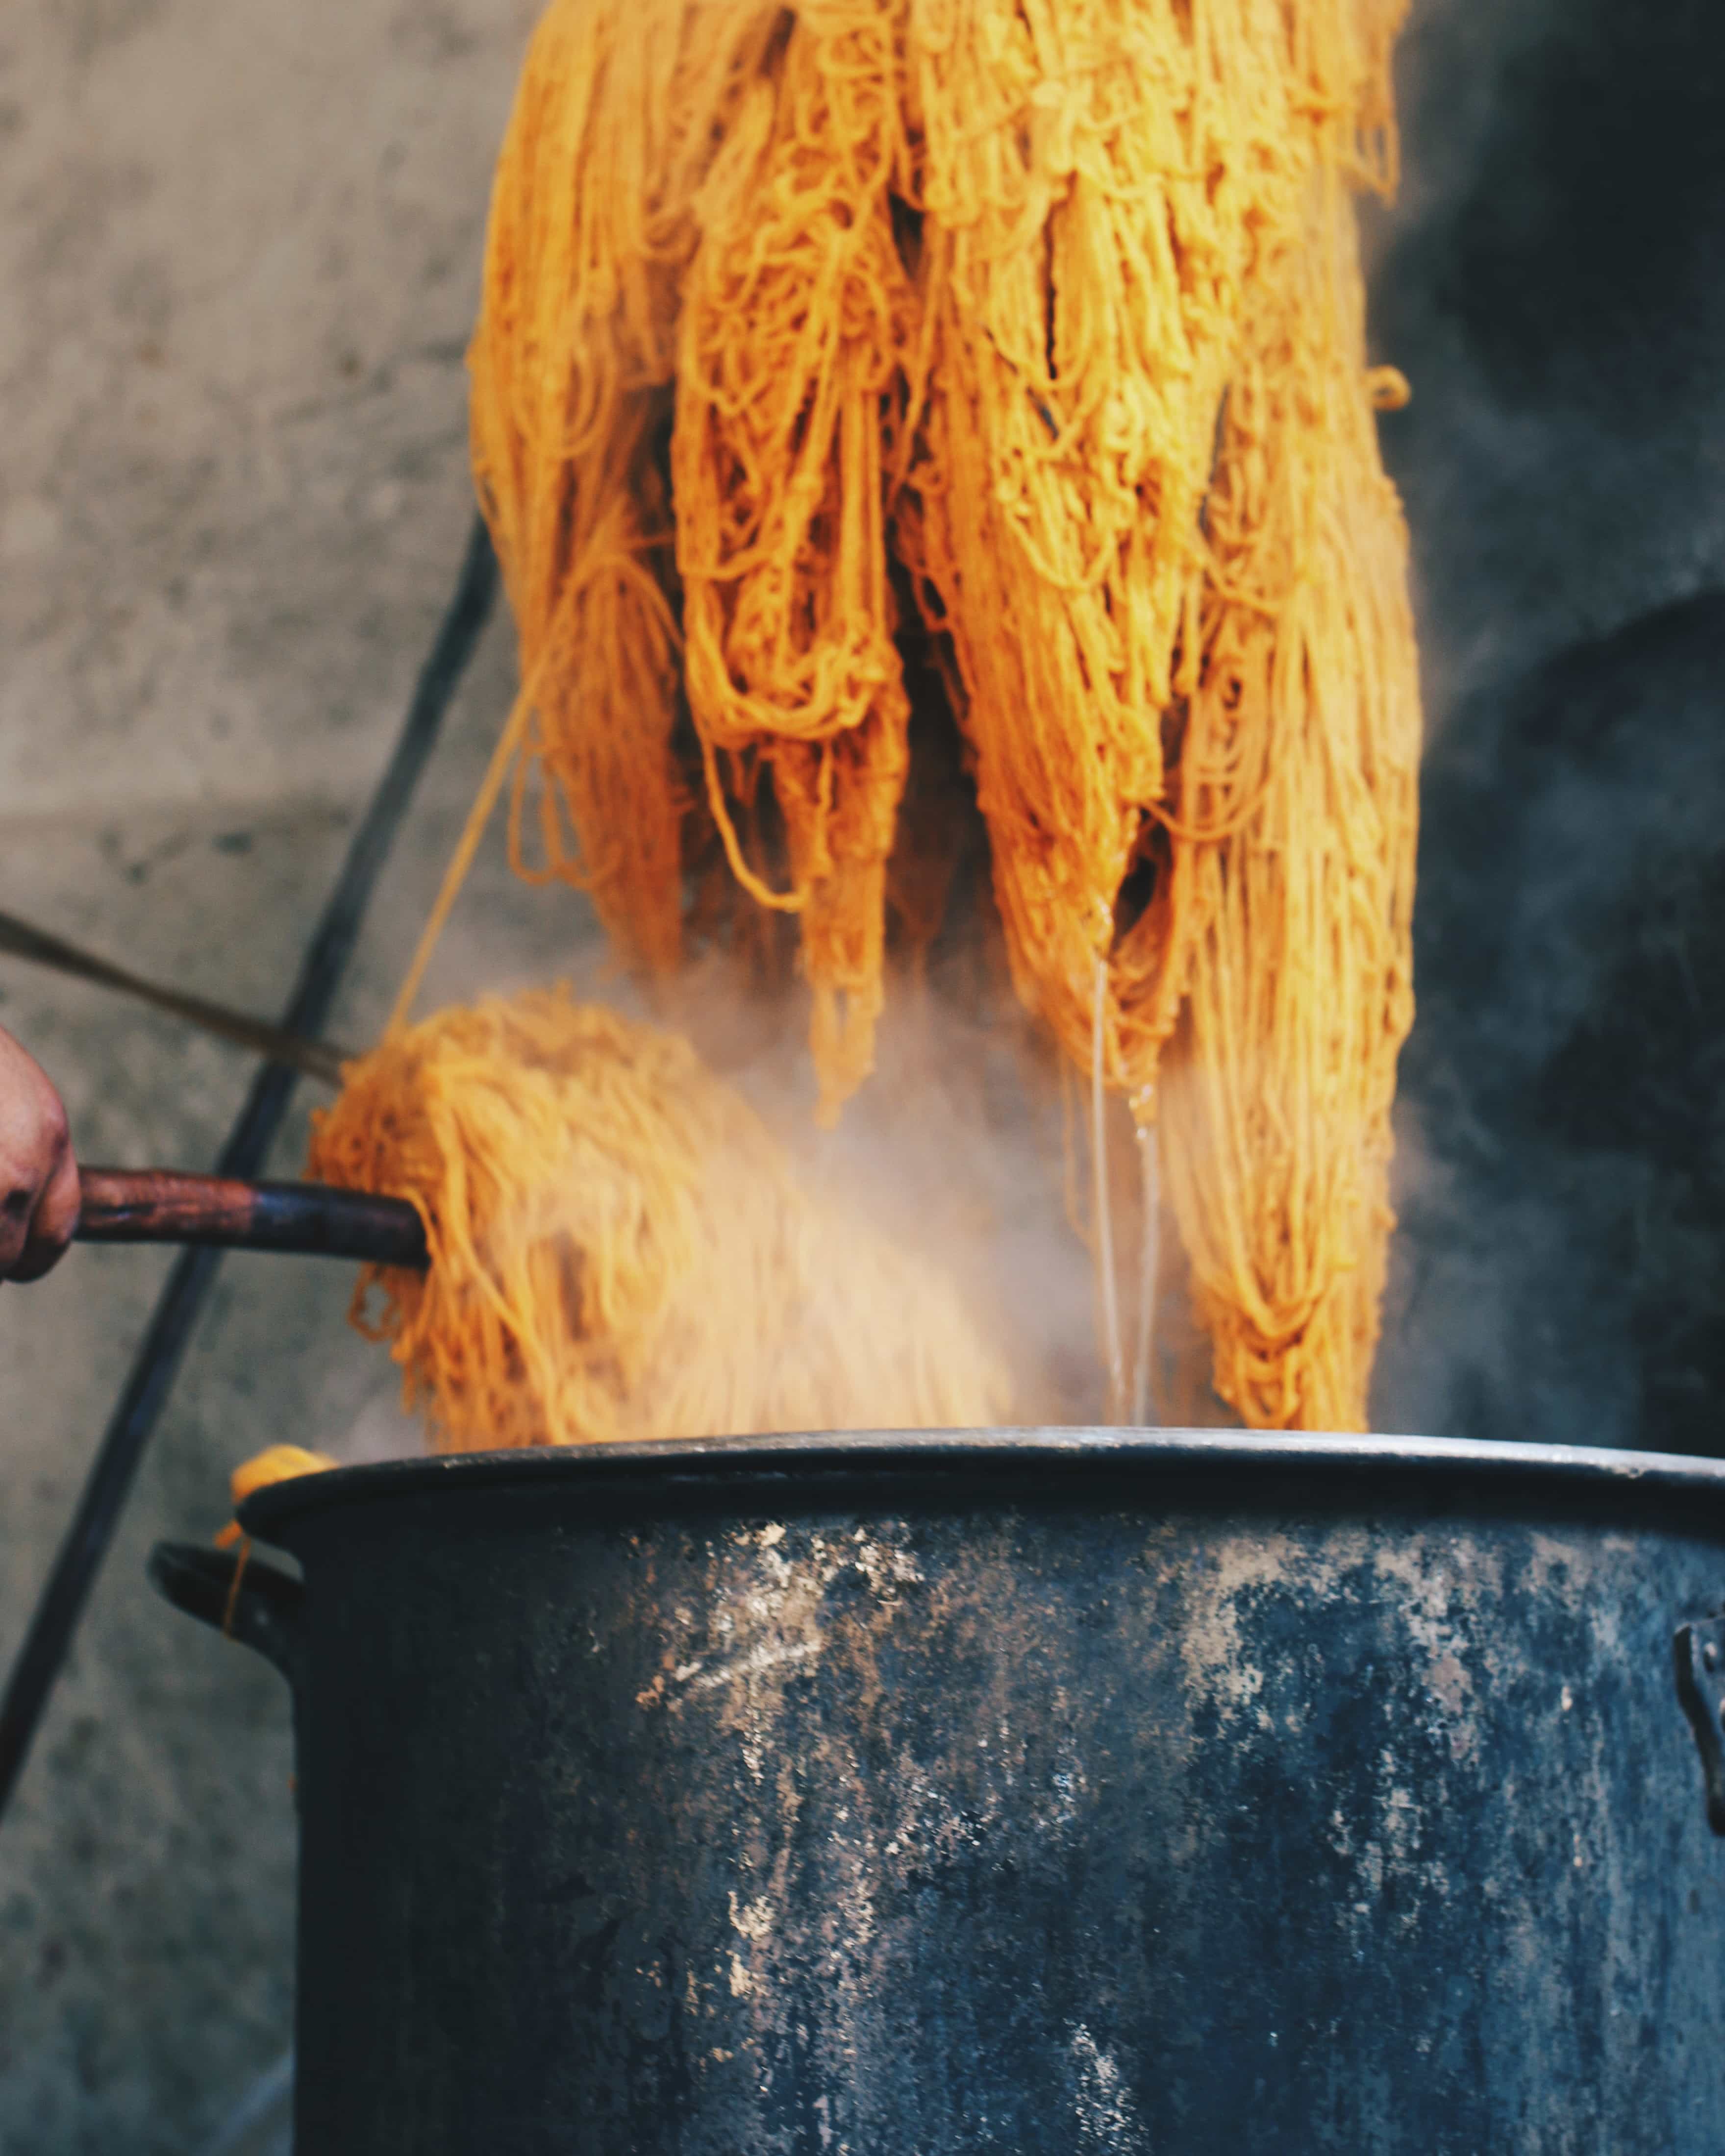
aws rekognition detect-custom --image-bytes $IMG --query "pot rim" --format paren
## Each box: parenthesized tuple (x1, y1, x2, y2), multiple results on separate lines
(238, 1427, 1725, 1537)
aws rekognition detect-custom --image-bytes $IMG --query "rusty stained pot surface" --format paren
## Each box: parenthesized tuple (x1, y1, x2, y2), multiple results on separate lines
(158, 1431, 1725, 2152)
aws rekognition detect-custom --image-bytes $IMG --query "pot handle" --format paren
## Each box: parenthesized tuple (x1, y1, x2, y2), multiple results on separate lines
(149, 1541, 304, 1690)
(1673, 1614, 1725, 1836)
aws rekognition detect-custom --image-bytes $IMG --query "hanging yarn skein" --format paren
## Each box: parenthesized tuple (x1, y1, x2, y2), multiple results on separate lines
(384, 0, 1421, 1433)
(1156, 159, 1420, 1432)
(897, 0, 1419, 1428)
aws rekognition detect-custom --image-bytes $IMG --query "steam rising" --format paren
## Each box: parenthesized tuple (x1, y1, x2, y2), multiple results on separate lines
(339, 0, 1725, 1460)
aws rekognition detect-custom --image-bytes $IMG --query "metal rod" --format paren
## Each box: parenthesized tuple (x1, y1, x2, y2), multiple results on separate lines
(0, 907, 349, 1086)
(0, 512, 497, 1820)
(75, 1167, 428, 1268)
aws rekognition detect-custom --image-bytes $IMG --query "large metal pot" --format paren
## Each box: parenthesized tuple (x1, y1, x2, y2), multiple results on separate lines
(153, 1430, 1725, 2152)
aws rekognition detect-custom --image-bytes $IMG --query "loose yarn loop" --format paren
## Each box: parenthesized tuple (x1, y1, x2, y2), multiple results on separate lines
(307, 989, 1011, 1449)
(434, 0, 1420, 1430)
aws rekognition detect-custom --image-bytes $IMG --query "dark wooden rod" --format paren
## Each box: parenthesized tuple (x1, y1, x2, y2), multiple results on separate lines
(75, 1168, 429, 1269)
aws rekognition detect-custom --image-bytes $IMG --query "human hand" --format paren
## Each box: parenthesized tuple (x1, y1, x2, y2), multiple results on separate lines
(0, 1026, 78, 1282)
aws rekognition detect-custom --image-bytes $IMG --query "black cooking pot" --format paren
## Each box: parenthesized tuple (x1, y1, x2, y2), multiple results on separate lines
(151, 1430, 1725, 2153)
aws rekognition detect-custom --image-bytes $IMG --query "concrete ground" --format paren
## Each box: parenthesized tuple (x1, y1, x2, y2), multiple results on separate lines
(0, 2, 569, 2145)
(2, 0, 1723, 2146)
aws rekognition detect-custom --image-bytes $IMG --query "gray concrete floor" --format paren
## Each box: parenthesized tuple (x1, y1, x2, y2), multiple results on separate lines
(0, 1, 573, 2145)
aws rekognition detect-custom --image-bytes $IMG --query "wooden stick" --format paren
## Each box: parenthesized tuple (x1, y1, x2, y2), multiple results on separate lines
(75, 1168, 428, 1269)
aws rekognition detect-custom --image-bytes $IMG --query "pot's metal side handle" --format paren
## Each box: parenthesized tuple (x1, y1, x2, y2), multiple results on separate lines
(1673, 1615, 1725, 1835)
(148, 1542, 304, 1690)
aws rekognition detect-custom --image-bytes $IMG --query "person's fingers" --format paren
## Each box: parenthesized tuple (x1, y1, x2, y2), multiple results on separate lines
(11, 1139, 80, 1282)
(0, 1026, 75, 1281)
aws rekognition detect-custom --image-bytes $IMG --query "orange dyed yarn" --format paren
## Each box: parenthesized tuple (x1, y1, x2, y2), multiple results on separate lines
(374, 0, 1420, 1434)
(308, 989, 1010, 1449)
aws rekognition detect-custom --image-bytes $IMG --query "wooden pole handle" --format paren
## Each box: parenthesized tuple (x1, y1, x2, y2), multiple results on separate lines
(75, 1168, 428, 1269)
